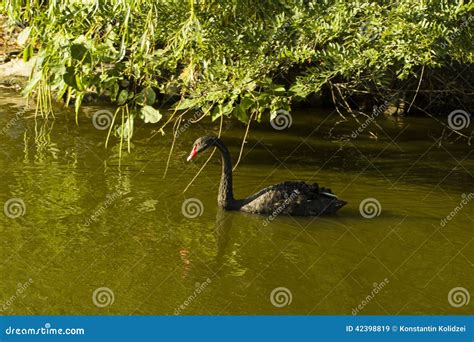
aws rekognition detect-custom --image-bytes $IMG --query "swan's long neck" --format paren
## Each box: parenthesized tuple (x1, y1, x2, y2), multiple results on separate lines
(214, 139, 235, 209)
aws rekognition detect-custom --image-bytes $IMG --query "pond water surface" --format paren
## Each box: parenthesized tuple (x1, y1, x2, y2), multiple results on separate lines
(0, 89, 472, 315)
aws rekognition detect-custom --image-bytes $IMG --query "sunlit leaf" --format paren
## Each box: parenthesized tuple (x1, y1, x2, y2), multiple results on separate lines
(17, 27, 31, 46)
(21, 69, 43, 95)
(233, 103, 249, 124)
(140, 106, 162, 124)
(118, 116, 134, 139)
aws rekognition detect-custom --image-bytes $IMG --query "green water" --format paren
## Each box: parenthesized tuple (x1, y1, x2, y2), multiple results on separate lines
(0, 89, 472, 315)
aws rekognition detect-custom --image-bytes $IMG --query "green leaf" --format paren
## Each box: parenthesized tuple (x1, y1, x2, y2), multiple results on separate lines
(70, 43, 91, 63)
(21, 69, 43, 95)
(63, 66, 79, 90)
(289, 84, 309, 98)
(211, 105, 221, 121)
(17, 27, 32, 46)
(201, 102, 214, 116)
(74, 92, 84, 121)
(211, 101, 234, 122)
(173, 98, 198, 110)
(140, 105, 162, 124)
(118, 116, 134, 139)
(240, 97, 253, 110)
(111, 82, 119, 101)
(117, 89, 128, 105)
(136, 87, 156, 106)
(22, 44, 33, 62)
(233, 103, 249, 124)
(75, 73, 84, 91)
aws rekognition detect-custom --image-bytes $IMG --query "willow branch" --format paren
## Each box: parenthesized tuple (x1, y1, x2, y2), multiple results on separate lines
(232, 112, 253, 172)
(163, 115, 182, 178)
(182, 115, 224, 193)
(407, 65, 425, 114)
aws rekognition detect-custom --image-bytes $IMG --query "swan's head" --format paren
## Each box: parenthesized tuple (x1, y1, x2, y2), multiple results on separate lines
(187, 135, 218, 161)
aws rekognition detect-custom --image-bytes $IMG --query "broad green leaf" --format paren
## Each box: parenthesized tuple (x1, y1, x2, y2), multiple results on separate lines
(212, 101, 234, 122)
(211, 106, 221, 121)
(233, 103, 249, 124)
(17, 27, 32, 46)
(70, 43, 90, 63)
(21, 69, 43, 95)
(118, 116, 134, 139)
(140, 105, 162, 124)
(117, 89, 128, 105)
(63, 66, 79, 90)
(289, 84, 310, 98)
(136, 87, 156, 106)
(240, 97, 253, 110)
(272, 86, 286, 93)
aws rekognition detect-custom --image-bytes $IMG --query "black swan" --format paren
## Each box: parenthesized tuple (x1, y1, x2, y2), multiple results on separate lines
(187, 136, 347, 216)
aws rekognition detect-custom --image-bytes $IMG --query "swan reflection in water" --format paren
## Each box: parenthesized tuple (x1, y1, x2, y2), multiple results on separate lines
(213, 208, 234, 268)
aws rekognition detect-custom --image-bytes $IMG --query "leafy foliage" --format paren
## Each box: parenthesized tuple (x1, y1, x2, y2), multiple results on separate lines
(2, 0, 473, 140)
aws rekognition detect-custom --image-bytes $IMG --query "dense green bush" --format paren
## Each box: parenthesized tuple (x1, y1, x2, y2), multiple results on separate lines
(2, 0, 473, 140)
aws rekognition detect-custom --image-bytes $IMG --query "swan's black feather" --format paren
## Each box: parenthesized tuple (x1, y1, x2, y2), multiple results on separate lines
(188, 136, 347, 216)
(237, 181, 346, 216)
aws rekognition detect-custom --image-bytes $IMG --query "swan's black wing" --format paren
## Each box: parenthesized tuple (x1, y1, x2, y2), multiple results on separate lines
(238, 181, 346, 216)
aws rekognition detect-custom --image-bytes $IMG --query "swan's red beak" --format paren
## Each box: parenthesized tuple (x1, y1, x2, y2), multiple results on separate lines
(187, 146, 197, 162)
